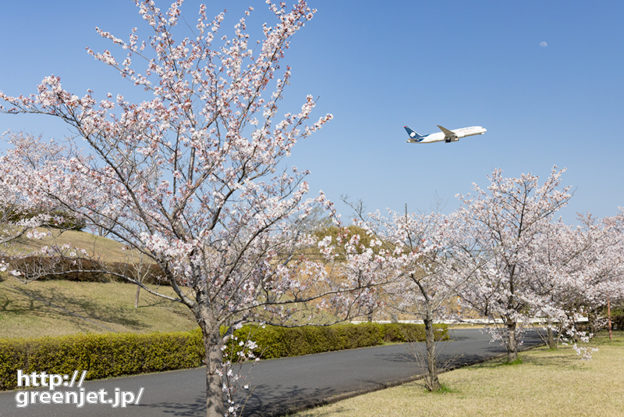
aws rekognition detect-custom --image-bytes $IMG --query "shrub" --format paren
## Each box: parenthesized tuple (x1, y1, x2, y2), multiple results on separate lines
(0, 323, 449, 390)
(610, 306, 624, 331)
(6, 256, 166, 284)
(224, 322, 448, 361)
(0, 331, 203, 390)
(2, 206, 86, 231)
(381, 323, 449, 343)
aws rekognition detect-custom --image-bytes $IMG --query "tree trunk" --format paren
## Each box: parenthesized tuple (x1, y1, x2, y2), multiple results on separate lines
(199, 317, 226, 417)
(506, 321, 518, 362)
(134, 285, 141, 309)
(556, 321, 564, 345)
(607, 297, 613, 341)
(546, 319, 557, 349)
(423, 308, 440, 391)
(587, 310, 596, 335)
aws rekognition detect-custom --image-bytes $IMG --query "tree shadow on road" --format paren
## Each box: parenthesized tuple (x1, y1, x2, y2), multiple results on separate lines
(134, 394, 205, 417)
(243, 384, 338, 416)
(134, 384, 340, 417)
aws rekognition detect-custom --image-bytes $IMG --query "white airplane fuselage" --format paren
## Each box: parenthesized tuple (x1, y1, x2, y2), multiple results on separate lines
(406, 126, 487, 144)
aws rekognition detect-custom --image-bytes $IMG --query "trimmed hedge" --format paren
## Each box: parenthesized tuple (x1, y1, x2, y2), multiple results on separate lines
(380, 322, 446, 343)
(226, 322, 449, 361)
(0, 331, 203, 390)
(0, 323, 448, 390)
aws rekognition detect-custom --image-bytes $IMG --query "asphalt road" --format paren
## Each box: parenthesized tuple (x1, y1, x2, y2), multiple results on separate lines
(0, 329, 543, 417)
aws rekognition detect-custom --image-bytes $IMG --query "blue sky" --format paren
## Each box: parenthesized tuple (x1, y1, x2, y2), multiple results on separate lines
(1, 1, 623, 222)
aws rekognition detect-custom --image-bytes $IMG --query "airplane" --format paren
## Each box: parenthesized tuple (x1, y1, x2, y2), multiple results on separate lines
(404, 124, 487, 144)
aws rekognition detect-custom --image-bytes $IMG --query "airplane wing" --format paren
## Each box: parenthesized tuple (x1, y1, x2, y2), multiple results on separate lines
(437, 125, 458, 140)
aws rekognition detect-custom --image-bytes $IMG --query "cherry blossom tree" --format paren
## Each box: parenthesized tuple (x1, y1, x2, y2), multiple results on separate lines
(524, 220, 582, 348)
(0, 133, 74, 275)
(605, 209, 624, 337)
(335, 207, 479, 391)
(570, 215, 624, 335)
(314, 220, 393, 322)
(529, 214, 624, 354)
(380, 209, 479, 390)
(456, 167, 571, 362)
(0, 1, 337, 415)
(525, 218, 604, 352)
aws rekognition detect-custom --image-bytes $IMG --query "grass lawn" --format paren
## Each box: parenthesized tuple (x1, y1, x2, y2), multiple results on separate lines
(5, 227, 144, 262)
(294, 331, 624, 417)
(0, 227, 201, 338)
(0, 277, 197, 338)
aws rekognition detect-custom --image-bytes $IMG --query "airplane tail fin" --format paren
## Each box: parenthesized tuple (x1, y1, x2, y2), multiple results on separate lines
(404, 126, 424, 142)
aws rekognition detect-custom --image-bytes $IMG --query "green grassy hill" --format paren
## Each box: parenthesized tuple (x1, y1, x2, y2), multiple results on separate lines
(0, 278, 197, 338)
(0, 227, 197, 339)
(5, 227, 143, 262)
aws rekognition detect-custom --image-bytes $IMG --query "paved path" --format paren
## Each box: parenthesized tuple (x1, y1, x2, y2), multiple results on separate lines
(0, 329, 543, 417)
